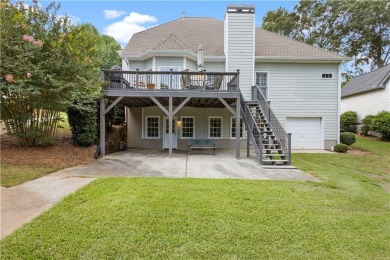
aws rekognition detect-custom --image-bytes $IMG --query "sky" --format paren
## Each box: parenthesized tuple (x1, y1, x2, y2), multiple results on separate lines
(31, 0, 297, 47)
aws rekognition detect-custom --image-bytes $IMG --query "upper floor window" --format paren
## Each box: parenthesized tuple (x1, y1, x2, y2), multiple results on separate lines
(158, 66, 181, 89)
(256, 72, 268, 99)
(321, 73, 333, 79)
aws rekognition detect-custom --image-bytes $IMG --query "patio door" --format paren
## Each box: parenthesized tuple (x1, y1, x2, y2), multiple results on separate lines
(163, 116, 177, 149)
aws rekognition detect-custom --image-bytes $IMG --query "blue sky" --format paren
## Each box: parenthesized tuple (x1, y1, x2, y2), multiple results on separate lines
(33, 0, 297, 47)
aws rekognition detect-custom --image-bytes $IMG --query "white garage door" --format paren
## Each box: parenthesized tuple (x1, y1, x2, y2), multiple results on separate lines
(286, 117, 322, 149)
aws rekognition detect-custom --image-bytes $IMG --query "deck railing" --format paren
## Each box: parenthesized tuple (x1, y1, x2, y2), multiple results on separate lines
(252, 85, 291, 165)
(101, 70, 239, 92)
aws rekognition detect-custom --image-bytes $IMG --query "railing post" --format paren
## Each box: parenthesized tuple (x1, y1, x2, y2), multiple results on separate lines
(236, 69, 240, 92)
(267, 101, 271, 122)
(135, 69, 139, 90)
(288, 133, 292, 166)
(170, 69, 173, 91)
(259, 132, 263, 165)
(203, 70, 207, 92)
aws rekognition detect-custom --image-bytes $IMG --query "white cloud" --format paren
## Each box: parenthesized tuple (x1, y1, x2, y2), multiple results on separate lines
(123, 12, 157, 24)
(57, 14, 80, 26)
(103, 10, 126, 19)
(104, 12, 157, 46)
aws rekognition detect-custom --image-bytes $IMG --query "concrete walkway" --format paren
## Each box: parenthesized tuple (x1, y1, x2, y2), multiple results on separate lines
(1, 148, 317, 239)
(1, 176, 95, 239)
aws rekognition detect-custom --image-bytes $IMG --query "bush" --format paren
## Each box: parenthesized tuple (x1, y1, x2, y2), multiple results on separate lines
(67, 97, 97, 147)
(360, 114, 374, 136)
(340, 111, 358, 133)
(371, 111, 390, 141)
(334, 143, 348, 153)
(340, 132, 356, 146)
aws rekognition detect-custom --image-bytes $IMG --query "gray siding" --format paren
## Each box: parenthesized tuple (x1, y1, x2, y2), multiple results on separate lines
(127, 61, 144, 71)
(186, 58, 197, 71)
(204, 62, 225, 72)
(341, 82, 390, 121)
(155, 57, 183, 70)
(255, 63, 339, 146)
(144, 58, 153, 70)
(225, 12, 255, 101)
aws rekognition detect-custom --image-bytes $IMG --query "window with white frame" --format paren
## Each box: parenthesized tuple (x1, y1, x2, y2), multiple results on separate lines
(145, 116, 160, 138)
(158, 66, 180, 89)
(256, 72, 268, 99)
(230, 117, 245, 139)
(181, 116, 195, 138)
(209, 117, 223, 138)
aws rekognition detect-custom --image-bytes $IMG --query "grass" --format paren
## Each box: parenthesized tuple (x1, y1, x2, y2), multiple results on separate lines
(1, 136, 389, 258)
(0, 163, 60, 188)
(1, 112, 70, 187)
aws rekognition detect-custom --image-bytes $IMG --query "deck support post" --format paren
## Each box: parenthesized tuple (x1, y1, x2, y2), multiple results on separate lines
(100, 97, 106, 156)
(168, 96, 173, 159)
(235, 96, 240, 159)
(246, 108, 250, 158)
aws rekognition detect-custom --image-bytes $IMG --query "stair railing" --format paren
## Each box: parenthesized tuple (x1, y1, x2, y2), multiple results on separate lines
(251, 85, 291, 165)
(239, 91, 263, 165)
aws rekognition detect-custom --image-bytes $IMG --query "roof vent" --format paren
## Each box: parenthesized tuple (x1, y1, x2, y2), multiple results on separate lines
(227, 5, 255, 13)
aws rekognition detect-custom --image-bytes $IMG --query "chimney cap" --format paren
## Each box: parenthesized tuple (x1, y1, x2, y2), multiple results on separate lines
(227, 5, 255, 13)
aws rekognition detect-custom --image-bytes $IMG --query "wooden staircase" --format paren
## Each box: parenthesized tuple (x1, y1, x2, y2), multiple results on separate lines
(248, 104, 290, 166)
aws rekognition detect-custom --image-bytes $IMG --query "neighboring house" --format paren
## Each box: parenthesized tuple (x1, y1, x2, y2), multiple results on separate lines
(341, 64, 390, 122)
(100, 5, 348, 166)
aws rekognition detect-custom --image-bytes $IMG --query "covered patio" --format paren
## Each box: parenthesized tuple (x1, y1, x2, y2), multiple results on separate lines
(99, 70, 243, 159)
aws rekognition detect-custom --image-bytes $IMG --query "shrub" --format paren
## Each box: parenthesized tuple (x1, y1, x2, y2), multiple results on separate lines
(334, 143, 348, 153)
(340, 111, 358, 133)
(67, 97, 97, 147)
(371, 111, 390, 141)
(360, 114, 374, 136)
(340, 132, 356, 146)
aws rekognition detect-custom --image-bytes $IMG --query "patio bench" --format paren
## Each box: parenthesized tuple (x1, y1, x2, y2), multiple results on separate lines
(188, 139, 216, 154)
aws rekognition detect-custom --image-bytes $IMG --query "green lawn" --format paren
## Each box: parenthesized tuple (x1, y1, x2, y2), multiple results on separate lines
(1, 163, 60, 188)
(1, 137, 389, 258)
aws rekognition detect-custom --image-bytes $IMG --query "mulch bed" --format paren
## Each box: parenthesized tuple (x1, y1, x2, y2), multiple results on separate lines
(1, 133, 96, 168)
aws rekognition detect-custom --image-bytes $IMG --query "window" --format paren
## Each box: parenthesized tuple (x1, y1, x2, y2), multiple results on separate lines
(255, 72, 268, 99)
(181, 117, 195, 138)
(145, 116, 160, 139)
(158, 66, 180, 89)
(209, 117, 223, 138)
(322, 73, 333, 79)
(231, 117, 245, 139)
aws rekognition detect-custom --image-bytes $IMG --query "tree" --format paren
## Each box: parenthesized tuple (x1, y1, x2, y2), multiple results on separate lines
(0, 1, 100, 146)
(262, 0, 390, 72)
(97, 35, 122, 69)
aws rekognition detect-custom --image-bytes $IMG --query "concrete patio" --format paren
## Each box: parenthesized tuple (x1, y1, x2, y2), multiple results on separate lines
(53, 149, 317, 181)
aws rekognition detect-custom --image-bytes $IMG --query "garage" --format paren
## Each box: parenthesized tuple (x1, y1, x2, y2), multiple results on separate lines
(286, 117, 322, 149)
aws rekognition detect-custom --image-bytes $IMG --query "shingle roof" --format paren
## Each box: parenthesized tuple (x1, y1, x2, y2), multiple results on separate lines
(341, 64, 390, 98)
(123, 17, 344, 60)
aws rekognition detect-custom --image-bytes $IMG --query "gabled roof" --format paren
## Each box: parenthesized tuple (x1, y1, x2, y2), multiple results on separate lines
(341, 64, 390, 98)
(123, 17, 345, 60)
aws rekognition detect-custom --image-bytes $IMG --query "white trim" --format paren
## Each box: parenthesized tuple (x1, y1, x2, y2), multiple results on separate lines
(141, 107, 144, 139)
(183, 57, 187, 70)
(145, 116, 160, 139)
(255, 71, 269, 100)
(321, 73, 334, 79)
(255, 56, 350, 63)
(208, 116, 223, 139)
(121, 50, 225, 62)
(158, 66, 181, 71)
(180, 116, 195, 139)
(337, 63, 341, 143)
(321, 117, 325, 149)
(230, 116, 246, 139)
(152, 57, 156, 71)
